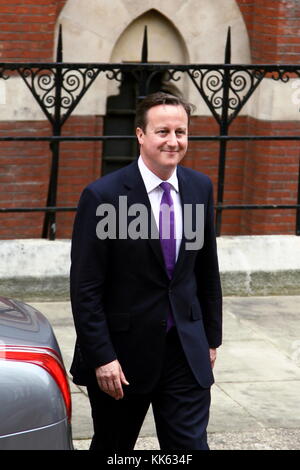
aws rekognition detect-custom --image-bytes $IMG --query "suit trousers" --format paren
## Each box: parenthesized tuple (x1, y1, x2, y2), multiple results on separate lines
(86, 328, 211, 451)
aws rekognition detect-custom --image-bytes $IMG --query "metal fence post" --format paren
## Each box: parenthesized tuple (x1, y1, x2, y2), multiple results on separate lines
(215, 28, 231, 236)
(42, 25, 63, 240)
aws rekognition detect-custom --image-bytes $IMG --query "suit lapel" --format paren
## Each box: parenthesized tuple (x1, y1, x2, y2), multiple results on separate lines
(122, 162, 166, 272)
(173, 166, 199, 279)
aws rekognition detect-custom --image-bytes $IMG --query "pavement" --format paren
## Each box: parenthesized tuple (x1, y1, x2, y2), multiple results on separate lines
(30, 295, 300, 451)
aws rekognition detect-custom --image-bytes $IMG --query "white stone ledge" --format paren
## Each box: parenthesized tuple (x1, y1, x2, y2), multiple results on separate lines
(0, 239, 71, 278)
(217, 235, 300, 273)
(0, 235, 299, 278)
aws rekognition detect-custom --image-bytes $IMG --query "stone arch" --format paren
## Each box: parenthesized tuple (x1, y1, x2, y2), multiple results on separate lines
(56, 0, 251, 115)
(107, 9, 189, 100)
(102, 10, 190, 174)
(110, 9, 189, 63)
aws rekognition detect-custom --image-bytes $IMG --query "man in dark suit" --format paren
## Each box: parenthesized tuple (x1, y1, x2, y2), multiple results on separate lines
(70, 92, 222, 451)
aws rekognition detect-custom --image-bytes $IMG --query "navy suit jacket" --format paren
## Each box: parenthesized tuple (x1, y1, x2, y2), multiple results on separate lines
(70, 161, 222, 393)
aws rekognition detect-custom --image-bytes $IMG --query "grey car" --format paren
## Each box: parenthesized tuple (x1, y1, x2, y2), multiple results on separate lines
(0, 297, 73, 450)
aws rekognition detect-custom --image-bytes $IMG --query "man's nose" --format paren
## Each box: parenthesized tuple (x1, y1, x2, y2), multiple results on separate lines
(167, 131, 178, 147)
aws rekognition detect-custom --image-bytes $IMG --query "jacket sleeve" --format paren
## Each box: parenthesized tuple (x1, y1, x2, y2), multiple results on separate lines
(70, 186, 117, 369)
(195, 178, 223, 348)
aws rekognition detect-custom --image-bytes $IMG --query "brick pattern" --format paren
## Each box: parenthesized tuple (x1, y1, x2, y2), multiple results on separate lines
(0, 0, 67, 62)
(237, 0, 300, 64)
(0, 120, 51, 238)
(185, 116, 299, 235)
(0, 115, 298, 238)
(55, 115, 103, 238)
(241, 117, 300, 235)
(185, 116, 249, 235)
(0, 116, 103, 239)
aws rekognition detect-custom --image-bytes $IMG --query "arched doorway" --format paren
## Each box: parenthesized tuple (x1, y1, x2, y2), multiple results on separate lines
(102, 9, 189, 175)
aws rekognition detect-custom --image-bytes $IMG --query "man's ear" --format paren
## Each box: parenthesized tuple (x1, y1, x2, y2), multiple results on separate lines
(136, 127, 144, 145)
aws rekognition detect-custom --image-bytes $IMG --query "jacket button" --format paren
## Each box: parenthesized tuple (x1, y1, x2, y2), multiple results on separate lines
(161, 320, 167, 326)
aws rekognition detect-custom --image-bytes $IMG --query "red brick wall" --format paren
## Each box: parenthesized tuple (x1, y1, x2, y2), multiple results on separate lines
(1, 114, 297, 238)
(0, 120, 51, 238)
(237, 0, 300, 64)
(241, 117, 299, 234)
(0, 0, 67, 62)
(185, 116, 248, 235)
(0, 116, 103, 239)
(55, 115, 103, 238)
(185, 115, 299, 236)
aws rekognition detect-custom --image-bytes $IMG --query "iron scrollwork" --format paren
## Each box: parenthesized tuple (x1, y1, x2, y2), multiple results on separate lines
(188, 68, 225, 123)
(17, 67, 56, 123)
(0, 67, 12, 80)
(164, 68, 182, 83)
(270, 68, 300, 82)
(59, 67, 101, 123)
(226, 68, 265, 123)
(188, 67, 266, 125)
(106, 69, 123, 82)
(145, 68, 183, 95)
(17, 66, 101, 125)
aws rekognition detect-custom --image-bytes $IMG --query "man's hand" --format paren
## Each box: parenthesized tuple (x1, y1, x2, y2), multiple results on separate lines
(95, 359, 129, 400)
(209, 348, 217, 369)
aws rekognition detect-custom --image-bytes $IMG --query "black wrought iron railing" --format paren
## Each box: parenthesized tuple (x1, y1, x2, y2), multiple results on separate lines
(0, 27, 300, 239)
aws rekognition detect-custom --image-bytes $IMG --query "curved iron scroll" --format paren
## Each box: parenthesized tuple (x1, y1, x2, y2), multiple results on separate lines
(188, 67, 268, 125)
(16, 66, 101, 126)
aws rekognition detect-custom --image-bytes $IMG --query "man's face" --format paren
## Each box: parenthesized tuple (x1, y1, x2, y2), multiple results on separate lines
(136, 104, 188, 179)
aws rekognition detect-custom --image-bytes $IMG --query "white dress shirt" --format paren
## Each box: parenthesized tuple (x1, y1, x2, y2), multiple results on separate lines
(138, 156, 182, 260)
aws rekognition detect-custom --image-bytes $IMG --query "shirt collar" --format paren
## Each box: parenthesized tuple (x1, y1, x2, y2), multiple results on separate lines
(138, 156, 179, 194)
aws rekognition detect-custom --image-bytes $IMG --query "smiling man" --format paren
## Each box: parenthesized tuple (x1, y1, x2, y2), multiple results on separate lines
(70, 92, 222, 451)
(136, 101, 188, 179)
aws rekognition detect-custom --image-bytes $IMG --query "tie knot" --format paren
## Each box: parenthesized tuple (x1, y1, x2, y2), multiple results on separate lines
(160, 182, 172, 194)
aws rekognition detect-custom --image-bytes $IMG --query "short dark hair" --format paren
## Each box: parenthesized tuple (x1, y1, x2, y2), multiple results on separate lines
(135, 91, 194, 131)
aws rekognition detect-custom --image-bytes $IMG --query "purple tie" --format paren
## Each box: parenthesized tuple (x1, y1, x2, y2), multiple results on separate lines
(159, 182, 176, 330)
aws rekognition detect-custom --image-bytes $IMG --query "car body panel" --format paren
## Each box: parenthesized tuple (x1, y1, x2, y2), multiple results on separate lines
(0, 419, 72, 450)
(0, 297, 59, 350)
(0, 361, 66, 434)
(0, 297, 73, 450)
